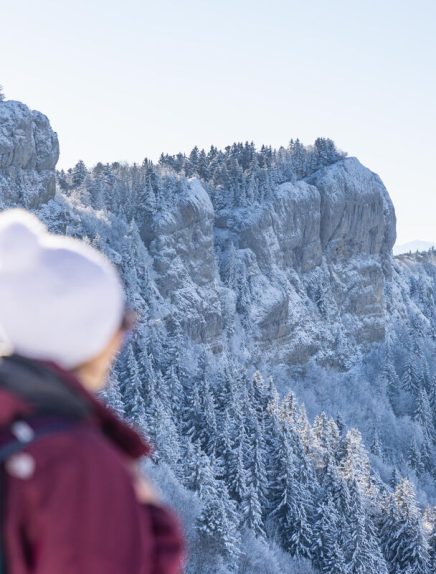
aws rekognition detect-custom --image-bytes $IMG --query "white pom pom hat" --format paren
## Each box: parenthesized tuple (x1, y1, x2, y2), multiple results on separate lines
(0, 208, 125, 369)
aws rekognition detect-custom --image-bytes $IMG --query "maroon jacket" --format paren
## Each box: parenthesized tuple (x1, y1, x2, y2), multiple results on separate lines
(0, 354, 185, 574)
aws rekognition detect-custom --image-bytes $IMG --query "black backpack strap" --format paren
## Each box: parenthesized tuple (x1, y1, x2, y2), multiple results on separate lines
(0, 419, 80, 574)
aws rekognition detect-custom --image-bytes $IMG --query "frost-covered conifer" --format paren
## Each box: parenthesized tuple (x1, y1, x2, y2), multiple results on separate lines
(380, 479, 431, 574)
(346, 479, 388, 574)
(196, 453, 241, 561)
(227, 425, 248, 503)
(71, 160, 87, 187)
(414, 388, 434, 440)
(270, 423, 313, 558)
(339, 429, 371, 491)
(401, 355, 420, 394)
(119, 343, 147, 430)
(311, 495, 343, 572)
(101, 371, 125, 418)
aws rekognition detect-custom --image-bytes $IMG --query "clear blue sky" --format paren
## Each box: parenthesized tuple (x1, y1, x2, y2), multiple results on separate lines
(1, 0, 435, 244)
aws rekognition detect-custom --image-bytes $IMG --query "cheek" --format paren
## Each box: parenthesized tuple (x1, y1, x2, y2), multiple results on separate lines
(108, 333, 124, 359)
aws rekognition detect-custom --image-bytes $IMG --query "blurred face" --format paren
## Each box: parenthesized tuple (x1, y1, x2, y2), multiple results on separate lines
(72, 329, 124, 392)
(73, 309, 136, 392)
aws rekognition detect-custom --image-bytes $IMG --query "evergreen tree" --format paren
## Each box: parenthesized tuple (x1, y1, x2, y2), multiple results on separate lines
(427, 507, 436, 573)
(245, 419, 268, 514)
(312, 495, 346, 573)
(339, 428, 371, 491)
(401, 356, 420, 395)
(380, 479, 431, 574)
(120, 343, 147, 432)
(71, 160, 88, 187)
(270, 424, 313, 559)
(100, 370, 126, 418)
(408, 436, 425, 477)
(196, 452, 241, 561)
(227, 423, 248, 503)
(241, 479, 265, 538)
(346, 479, 388, 574)
(414, 388, 434, 440)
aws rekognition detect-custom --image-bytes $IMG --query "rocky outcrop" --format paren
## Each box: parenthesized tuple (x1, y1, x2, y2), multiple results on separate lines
(208, 157, 397, 368)
(0, 100, 59, 208)
(140, 179, 225, 346)
(306, 158, 396, 259)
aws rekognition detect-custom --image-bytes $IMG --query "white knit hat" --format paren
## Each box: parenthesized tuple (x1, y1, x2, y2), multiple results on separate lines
(0, 208, 125, 369)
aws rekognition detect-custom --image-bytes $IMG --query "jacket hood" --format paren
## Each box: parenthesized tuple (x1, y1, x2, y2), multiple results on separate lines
(0, 353, 91, 420)
(0, 353, 151, 459)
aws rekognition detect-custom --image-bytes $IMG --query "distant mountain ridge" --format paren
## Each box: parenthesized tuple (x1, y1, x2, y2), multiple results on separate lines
(394, 240, 436, 255)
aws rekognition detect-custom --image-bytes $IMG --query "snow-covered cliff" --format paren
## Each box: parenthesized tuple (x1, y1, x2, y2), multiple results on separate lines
(121, 154, 403, 380)
(0, 100, 59, 208)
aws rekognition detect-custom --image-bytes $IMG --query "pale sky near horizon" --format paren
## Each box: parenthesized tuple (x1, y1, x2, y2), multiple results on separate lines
(1, 0, 435, 244)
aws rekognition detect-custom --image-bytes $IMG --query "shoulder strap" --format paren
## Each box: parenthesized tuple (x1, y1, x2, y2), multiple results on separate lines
(0, 419, 79, 463)
(0, 419, 79, 574)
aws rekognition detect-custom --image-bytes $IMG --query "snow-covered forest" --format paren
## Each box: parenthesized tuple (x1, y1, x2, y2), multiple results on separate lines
(1, 99, 436, 573)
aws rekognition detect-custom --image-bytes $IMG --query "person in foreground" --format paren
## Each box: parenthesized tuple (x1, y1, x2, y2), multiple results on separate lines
(0, 209, 185, 574)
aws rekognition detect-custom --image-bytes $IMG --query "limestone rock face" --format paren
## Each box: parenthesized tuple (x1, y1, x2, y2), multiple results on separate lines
(306, 158, 396, 259)
(219, 157, 396, 366)
(141, 157, 397, 369)
(140, 179, 225, 346)
(0, 101, 59, 208)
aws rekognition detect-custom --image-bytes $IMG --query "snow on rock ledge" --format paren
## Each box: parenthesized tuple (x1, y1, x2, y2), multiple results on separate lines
(0, 100, 59, 208)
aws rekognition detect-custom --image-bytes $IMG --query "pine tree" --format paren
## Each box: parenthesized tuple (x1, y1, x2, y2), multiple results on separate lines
(401, 356, 420, 395)
(312, 494, 346, 573)
(102, 371, 126, 418)
(245, 419, 268, 514)
(71, 160, 87, 187)
(163, 362, 184, 422)
(427, 507, 436, 573)
(196, 452, 241, 561)
(288, 138, 307, 178)
(150, 397, 182, 471)
(182, 377, 203, 443)
(408, 436, 424, 477)
(312, 412, 340, 470)
(414, 388, 434, 440)
(321, 460, 351, 542)
(270, 424, 313, 559)
(215, 407, 234, 477)
(346, 479, 388, 574)
(227, 424, 248, 503)
(380, 479, 431, 574)
(370, 428, 383, 458)
(199, 378, 218, 456)
(241, 480, 265, 538)
(339, 428, 371, 491)
(383, 347, 401, 410)
(120, 343, 147, 432)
